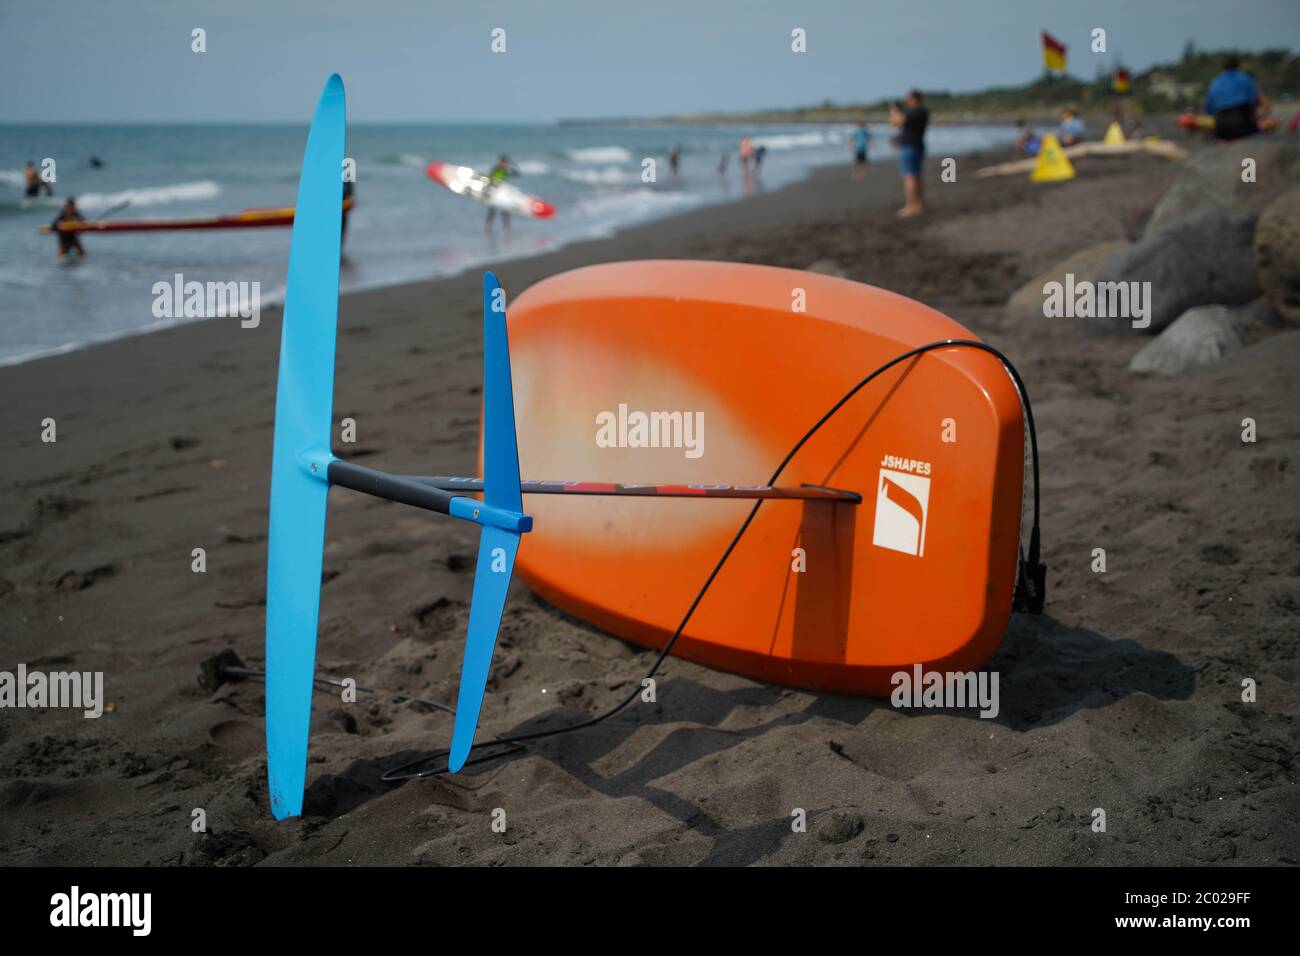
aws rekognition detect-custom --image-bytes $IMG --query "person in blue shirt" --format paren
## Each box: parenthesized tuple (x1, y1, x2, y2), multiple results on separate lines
(851, 120, 870, 181)
(1205, 55, 1261, 141)
(1058, 108, 1086, 146)
(1014, 119, 1042, 157)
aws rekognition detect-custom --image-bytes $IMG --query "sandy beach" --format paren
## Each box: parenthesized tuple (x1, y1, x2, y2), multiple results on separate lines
(1, 137, 1297, 867)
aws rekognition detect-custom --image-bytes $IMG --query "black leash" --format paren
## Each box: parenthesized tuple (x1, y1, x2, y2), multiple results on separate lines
(375, 338, 1046, 781)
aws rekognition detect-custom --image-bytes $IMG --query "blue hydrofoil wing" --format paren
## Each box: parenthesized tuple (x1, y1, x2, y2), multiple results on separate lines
(265, 78, 530, 815)
(447, 273, 527, 772)
(265, 74, 346, 820)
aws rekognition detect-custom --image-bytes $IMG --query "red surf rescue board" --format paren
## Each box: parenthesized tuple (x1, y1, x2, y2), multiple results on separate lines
(40, 197, 354, 234)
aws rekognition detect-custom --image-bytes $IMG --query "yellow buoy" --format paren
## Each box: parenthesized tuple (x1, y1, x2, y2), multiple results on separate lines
(1031, 134, 1076, 182)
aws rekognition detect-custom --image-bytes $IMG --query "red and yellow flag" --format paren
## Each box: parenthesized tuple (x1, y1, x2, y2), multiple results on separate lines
(1042, 31, 1067, 72)
(1112, 68, 1131, 94)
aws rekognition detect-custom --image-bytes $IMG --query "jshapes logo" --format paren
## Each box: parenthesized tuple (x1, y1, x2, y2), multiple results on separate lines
(872, 456, 931, 557)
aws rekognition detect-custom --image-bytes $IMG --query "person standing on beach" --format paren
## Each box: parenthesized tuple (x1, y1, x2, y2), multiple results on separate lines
(341, 179, 354, 249)
(49, 197, 85, 259)
(738, 136, 755, 192)
(1205, 55, 1261, 141)
(851, 120, 871, 180)
(890, 90, 928, 218)
(484, 153, 519, 238)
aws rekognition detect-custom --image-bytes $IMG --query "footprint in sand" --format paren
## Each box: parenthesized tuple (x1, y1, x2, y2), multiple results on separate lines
(208, 719, 261, 751)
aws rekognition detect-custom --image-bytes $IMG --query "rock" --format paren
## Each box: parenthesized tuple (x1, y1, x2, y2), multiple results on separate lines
(1144, 171, 1226, 235)
(1231, 296, 1287, 338)
(1144, 140, 1300, 238)
(1120, 194, 1161, 241)
(1097, 207, 1260, 333)
(1184, 139, 1300, 198)
(1005, 240, 1127, 324)
(1127, 305, 1244, 376)
(806, 258, 846, 278)
(1253, 185, 1300, 324)
(815, 809, 866, 844)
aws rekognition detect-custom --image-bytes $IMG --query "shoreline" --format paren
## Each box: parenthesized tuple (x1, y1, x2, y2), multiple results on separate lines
(0, 138, 1021, 371)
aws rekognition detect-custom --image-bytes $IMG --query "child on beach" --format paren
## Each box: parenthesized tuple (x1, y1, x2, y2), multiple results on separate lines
(851, 120, 871, 179)
(1014, 119, 1042, 156)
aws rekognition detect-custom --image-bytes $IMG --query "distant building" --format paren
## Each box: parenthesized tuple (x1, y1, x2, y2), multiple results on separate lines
(1147, 71, 1201, 103)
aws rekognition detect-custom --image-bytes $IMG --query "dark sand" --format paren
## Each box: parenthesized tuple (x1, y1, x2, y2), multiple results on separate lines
(1, 144, 1297, 866)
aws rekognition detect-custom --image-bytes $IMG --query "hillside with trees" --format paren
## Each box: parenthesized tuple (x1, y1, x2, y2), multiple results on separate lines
(563, 47, 1297, 125)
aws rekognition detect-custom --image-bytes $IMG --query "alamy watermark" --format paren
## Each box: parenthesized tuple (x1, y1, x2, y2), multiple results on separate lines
(50, 886, 150, 936)
(152, 273, 261, 328)
(1, 663, 104, 718)
(1042, 273, 1151, 329)
(890, 665, 999, 718)
(595, 404, 704, 459)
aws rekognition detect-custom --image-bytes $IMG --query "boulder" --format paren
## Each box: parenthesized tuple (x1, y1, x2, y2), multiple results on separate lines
(1144, 140, 1300, 238)
(1144, 171, 1225, 235)
(1096, 206, 1260, 333)
(1005, 240, 1127, 324)
(1184, 139, 1300, 198)
(1253, 185, 1300, 324)
(1128, 305, 1244, 376)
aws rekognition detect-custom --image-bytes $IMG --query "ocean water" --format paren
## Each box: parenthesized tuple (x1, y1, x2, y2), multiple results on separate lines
(0, 122, 1013, 366)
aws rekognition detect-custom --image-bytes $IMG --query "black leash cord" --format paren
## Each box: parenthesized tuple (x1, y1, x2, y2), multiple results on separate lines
(381, 339, 1043, 781)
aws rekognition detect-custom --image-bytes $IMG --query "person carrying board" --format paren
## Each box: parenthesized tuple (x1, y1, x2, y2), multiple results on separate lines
(485, 154, 520, 238)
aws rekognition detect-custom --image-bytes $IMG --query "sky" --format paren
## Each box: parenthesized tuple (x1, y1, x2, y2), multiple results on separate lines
(1, 0, 1297, 123)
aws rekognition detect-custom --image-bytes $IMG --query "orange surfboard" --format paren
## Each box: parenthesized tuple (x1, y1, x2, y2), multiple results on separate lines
(497, 261, 1026, 696)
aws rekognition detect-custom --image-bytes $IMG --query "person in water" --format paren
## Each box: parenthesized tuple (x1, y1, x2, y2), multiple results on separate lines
(1205, 55, 1262, 141)
(738, 136, 754, 172)
(668, 145, 681, 179)
(50, 197, 86, 259)
(890, 89, 928, 218)
(484, 153, 519, 238)
(23, 161, 52, 199)
(851, 120, 871, 180)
